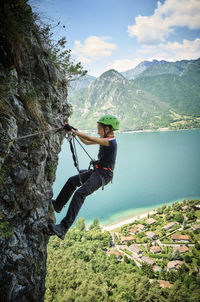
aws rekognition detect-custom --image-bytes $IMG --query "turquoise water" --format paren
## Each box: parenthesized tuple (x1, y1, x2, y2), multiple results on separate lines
(53, 129, 200, 226)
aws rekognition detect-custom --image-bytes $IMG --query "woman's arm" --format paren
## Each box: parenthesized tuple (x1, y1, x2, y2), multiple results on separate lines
(72, 130, 110, 146)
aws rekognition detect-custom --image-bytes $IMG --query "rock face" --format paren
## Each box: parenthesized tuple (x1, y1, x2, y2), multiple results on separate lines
(0, 1, 70, 301)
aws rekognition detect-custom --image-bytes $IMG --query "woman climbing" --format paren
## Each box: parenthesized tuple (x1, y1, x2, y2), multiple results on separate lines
(48, 114, 119, 239)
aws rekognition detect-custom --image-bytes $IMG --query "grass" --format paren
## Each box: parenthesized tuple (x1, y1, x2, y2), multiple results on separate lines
(19, 88, 47, 130)
(120, 248, 133, 257)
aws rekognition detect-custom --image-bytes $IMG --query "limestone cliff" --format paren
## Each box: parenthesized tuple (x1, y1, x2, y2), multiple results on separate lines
(0, 1, 70, 301)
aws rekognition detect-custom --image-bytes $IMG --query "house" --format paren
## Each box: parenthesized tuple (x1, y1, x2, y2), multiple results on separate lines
(127, 245, 143, 256)
(146, 218, 156, 225)
(182, 205, 188, 210)
(129, 228, 138, 235)
(158, 280, 173, 288)
(192, 224, 200, 231)
(137, 224, 146, 231)
(107, 250, 122, 261)
(153, 265, 161, 272)
(141, 256, 156, 265)
(173, 246, 190, 254)
(150, 246, 162, 254)
(167, 260, 183, 271)
(120, 236, 134, 244)
(146, 231, 157, 239)
(163, 222, 177, 231)
(171, 235, 190, 242)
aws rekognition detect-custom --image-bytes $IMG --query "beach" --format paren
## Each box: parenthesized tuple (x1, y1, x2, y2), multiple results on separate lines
(101, 210, 156, 231)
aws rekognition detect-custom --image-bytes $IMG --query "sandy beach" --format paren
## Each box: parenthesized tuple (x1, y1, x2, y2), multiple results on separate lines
(101, 210, 156, 231)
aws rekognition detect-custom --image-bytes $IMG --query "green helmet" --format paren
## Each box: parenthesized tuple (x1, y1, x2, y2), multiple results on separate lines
(97, 114, 119, 131)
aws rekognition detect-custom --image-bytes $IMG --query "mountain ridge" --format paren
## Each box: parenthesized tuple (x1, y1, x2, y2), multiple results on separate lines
(69, 58, 200, 130)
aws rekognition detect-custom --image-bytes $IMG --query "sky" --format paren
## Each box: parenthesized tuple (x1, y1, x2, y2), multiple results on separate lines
(30, 0, 200, 77)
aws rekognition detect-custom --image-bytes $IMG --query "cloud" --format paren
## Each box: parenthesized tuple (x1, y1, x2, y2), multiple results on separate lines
(107, 58, 143, 72)
(72, 36, 116, 62)
(138, 38, 200, 61)
(128, 0, 200, 45)
(108, 38, 200, 73)
(161, 38, 200, 60)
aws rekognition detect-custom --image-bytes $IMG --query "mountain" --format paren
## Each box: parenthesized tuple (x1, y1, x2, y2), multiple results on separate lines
(121, 59, 190, 80)
(121, 60, 157, 79)
(68, 59, 200, 130)
(69, 69, 174, 130)
(133, 59, 200, 116)
(135, 59, 190, 79)
(68, 74, 96, 93)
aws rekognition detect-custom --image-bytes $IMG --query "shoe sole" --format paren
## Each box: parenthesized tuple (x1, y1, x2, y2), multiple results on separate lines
(52, 201, 61, 213)
(48, 224, 65, 240)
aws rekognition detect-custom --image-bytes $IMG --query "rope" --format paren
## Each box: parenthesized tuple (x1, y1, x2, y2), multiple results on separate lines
(68, 135, 83, 185)
(10, 127, 64, 142)
(72, 137, 82, 185)
(74, 137, 94, 161)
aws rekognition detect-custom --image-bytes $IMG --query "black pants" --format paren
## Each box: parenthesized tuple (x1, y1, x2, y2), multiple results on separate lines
(55, 169, 112, 230)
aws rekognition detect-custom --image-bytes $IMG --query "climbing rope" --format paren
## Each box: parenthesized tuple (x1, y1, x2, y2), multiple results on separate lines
(7, 127, 64, 142)
(74, 136, 93, 161)
(66, 131, 95, 185)
(5, 122, 95, 186)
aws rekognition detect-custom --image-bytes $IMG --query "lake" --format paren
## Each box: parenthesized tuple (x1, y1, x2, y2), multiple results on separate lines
(53, 129, 200, 227)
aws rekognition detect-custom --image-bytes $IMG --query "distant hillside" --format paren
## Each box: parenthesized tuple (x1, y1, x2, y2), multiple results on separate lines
(68, 74, 96, 93)
(121, 60, 156, 80)
(134, 59, 200, 116)
(68, 59, 200, 130)
(121, 59, 190, 80)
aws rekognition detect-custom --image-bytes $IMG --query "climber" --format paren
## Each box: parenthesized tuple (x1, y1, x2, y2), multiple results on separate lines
(48, 115, 119, 240)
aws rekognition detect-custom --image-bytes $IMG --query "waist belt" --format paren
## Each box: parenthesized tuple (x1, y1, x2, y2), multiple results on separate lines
(95, 164, 113, 172)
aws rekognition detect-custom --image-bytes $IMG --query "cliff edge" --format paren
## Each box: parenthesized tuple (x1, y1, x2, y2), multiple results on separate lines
(0, 1, 70, 301)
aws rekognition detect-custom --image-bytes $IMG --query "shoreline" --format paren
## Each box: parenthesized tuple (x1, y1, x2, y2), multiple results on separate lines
(80, 127, 200, 134)
(101, 210, 156, 231)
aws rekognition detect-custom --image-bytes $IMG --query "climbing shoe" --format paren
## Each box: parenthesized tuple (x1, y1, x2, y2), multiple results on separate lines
(48, 223, 67, 240)
(52, 199, 62, 213)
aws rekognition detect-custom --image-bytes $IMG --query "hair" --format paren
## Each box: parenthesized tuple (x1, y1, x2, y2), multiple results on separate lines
(98, 123, 114, 137)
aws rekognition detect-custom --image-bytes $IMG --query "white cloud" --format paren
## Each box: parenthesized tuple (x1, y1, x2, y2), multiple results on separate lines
(161, 38, 200, 60)
(138, 38, 200, 61)
(107, 38, 200, 73)
(107, 58, 143, 72)
(72, 36, 116, 62)
(128, 0, 200, 45)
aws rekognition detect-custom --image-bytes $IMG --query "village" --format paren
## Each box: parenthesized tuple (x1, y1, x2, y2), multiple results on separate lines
(105, 200, 200, 288)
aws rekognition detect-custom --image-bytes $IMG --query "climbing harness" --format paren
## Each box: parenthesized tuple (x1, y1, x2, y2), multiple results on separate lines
(65, 131, 113, 190)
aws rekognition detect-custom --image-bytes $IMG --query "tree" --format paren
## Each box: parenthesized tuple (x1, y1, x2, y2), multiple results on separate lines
(173, 202, 182, 211)
(168, 252, 174, 261)
(195, 242, 200, 250)
(89, 218, 100, 230)
(173, 249, 182, 261)
(141, 263, 154, 278)
(76, 217, 86, 231)
(175, 213, 184, 223)
(184, 255, 192, 263)
(187, 212, 197, 221)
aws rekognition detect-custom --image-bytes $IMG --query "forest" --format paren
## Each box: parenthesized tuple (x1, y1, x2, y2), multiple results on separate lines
(45, 201, 200, 302)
